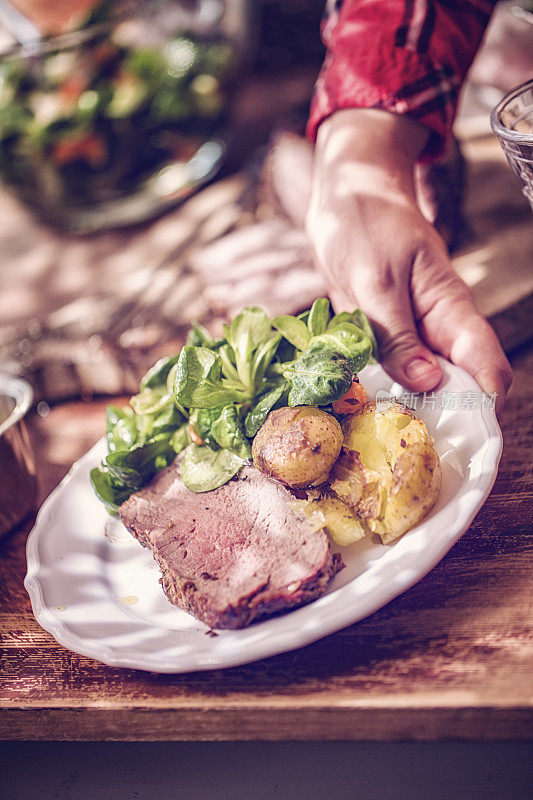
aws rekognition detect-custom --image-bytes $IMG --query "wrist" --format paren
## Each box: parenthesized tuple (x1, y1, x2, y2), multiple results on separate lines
(314, 109, 429, 200)
(317, 108, 429, 163)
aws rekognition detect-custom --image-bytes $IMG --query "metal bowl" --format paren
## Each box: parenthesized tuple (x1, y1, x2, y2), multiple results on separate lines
(0, 373, 37, 537)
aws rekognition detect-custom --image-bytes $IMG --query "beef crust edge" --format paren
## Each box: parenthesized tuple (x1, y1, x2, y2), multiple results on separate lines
(158, 551, 344, 630)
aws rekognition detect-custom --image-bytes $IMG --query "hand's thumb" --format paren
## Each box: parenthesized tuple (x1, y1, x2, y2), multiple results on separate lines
(379, 323, 442, 392)
(331, 284, 442, 392)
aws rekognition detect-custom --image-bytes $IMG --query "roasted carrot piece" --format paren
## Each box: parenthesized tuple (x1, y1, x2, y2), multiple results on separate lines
(189, 425, 204, 446)
(332, 380, 367, 415)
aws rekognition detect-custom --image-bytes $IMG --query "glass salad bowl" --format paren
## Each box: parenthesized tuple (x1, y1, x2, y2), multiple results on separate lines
(0, 2, 238, 232)
(491, 78, 533, 210)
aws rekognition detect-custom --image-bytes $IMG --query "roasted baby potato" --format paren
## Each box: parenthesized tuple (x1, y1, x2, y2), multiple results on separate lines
(252, 406, 343, 489)
(329, 402, 441, 543)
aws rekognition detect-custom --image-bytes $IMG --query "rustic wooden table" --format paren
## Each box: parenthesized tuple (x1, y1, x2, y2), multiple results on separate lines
(0, 347, 531, 743)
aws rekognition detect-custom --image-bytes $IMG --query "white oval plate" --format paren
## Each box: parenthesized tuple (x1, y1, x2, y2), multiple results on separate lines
(25, 358, 502, 673)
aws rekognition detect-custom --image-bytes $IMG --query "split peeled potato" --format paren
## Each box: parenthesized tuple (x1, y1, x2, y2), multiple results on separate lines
(290, 494, 367, 547)
(328, 402, 441, 544)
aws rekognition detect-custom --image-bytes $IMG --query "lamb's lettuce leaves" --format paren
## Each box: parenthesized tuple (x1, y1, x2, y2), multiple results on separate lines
(90, 467, 133, 515)
(105, 436, 176, 481)
(274, 337, 296, 365)
(173, 346, 245, 408)
(226, 306, 272, 358)
(190, 404, 251, 458)
(180, 443, 244, 493)
(170, 423, 191, 454)
(129, 387, 187, 443)
(307, 297, 331, 337)
(250, 333, 281, 386)
(244, 380, 288, 437)
(218, 343, 240, 383)
(189, 406, 223, 449)
(106, 405, 138, 453)
(225, 307, 273, 391)
(328, 308, 379, 361)
(186, 322, 225, 350)
(91, 431, 182, 514)
(147, 403, 186, 437)
(140, 354, 180, 390)
(92, 297, 380, 509)
(285, 343, 353, 407)
(210, 405, 251, 459)
(310, 322, 372, 373)
(328, 311, 356, 328)
(130, 386, 171, 415)
(272, 314, 310, 351)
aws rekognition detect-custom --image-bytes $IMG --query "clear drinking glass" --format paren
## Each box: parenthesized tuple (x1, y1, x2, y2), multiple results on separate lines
(491, 78, 533, 210)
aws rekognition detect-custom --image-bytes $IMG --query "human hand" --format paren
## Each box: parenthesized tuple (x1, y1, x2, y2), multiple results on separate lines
(307, 109, 512, 413)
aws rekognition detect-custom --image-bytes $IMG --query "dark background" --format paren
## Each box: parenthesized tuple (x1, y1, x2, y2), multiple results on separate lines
(1, 741, 532, 800)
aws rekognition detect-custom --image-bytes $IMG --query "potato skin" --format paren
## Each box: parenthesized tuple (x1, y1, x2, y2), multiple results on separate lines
(252, 406, 343, 489)
(330, 401, 441, 543)
(371, 441, 442, 543)
(393, 442, 440, 533)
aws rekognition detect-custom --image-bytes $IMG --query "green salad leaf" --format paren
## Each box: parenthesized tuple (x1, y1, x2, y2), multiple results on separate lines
(190, 404, 251, 458)
(106, 405, 138, 453)
(250, 333, 282, 386)
(105, 436, 176, 482)
(146, 403, 187, 437)
(272, 315, 310, 351)
(285, 343, 353, 407)
(307, 297, 331, 337)
(91, 433, 180, 513)
(173, 346, 245, 408)
(140, 354, 180, 390)
(170, 423, 191, 454)
(225, 307, 273, 391)
(180, 443, 245, 492)
(210, 405, 252, 459)
(244, 380, 288, 437)
(90, 467, 133, 515)
(189, 406, 224, 449)
(310, 322, 372, 373)
(218, 343, 240, 383)
(130, 386, 171, 415)
(328, 309, 379, 361)
(186, 322, 225, 350)
(274, 336, 297, 365)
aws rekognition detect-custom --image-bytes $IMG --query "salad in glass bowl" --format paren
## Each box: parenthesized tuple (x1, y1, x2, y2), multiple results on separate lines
(0, 2, 236, 231)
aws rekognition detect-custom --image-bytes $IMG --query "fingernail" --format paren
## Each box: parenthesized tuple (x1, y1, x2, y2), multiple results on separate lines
(405, 358, 438, 380)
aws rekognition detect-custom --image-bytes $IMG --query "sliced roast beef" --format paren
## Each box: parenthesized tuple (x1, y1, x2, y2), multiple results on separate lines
(120, 461, 343, 629)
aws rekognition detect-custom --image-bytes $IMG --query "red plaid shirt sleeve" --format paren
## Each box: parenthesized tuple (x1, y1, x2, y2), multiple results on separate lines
(307, 0, 496, 161)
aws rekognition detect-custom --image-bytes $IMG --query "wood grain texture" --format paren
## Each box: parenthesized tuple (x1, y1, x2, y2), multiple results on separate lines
(0, 349, 531, 742)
